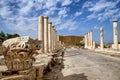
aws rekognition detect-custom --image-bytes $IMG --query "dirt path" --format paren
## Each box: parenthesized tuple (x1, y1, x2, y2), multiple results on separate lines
(43, 47, 120, 80)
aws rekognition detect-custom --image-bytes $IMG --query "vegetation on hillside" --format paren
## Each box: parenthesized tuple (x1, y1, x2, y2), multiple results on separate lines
(0, 31, 20, 42)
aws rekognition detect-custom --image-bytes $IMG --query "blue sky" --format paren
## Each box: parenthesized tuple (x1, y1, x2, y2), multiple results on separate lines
(0, 0, 120, 43)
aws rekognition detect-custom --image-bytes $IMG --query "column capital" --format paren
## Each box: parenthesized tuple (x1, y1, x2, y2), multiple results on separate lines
(90, 30, 92, 32)
(100, 27, 103, 30)
(38, 16, 44, 22)
(44, 16, 48, 19)
(112, 19, 118, 22)
(48, 22, 52, 24)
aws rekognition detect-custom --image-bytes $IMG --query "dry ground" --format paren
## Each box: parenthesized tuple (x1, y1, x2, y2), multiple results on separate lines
(44, 47, 120, 80)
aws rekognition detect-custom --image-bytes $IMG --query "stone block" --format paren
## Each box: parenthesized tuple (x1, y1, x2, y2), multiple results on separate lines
(35, 65, 45, 78)
(1, 67, 36, 80)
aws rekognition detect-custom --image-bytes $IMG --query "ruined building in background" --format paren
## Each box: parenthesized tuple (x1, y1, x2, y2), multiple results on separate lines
(59, 36, 84, 46)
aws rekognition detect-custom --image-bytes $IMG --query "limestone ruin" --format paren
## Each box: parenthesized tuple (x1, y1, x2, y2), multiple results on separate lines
(0, 16, 64, 80)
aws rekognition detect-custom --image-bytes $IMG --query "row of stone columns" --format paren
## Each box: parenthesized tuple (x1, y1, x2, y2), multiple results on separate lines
(38, 16, 62, 53)
(84, 30, 94, 49)
(84, 19, 119, 50)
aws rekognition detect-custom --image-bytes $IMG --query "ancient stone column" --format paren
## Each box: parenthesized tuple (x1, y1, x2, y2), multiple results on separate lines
(100, 27, 104, 50)
(88, 31, 91, 49)
(48, 22, 52, 52)
(84, 34, 87, 48)
(38, 16, 44, 53)
(44, 16, 48, 53)
(55, 30, 58, 50)
(90, 30, 93, 48)
(93, 41, 96, 49)
(51, 26, 55, 51)
(86, 33, 88, 49)
(57, 35, 60, 49)
(53, 28, 56, 50)
(113, 20, 118, 50)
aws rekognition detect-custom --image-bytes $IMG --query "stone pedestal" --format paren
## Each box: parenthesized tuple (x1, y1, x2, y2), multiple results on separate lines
(113, 20, 118, 50)
(35, 65, 45, 79)
(100, 27, 104, 50)
(1, 67, 36, 80)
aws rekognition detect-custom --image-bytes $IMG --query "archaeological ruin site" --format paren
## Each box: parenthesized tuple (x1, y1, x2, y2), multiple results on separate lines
(0, 16, 120, 80)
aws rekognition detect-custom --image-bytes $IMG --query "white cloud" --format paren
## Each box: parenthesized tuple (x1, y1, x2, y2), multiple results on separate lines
(94, 25, 99, 29)
(83, 0, 120, 12)
(84, 0, 120, 21)
(19, 1, 34, 15)
(61, 0, 72, 6)
(57, 20, 78, 31)
(50, 16, 62, 25)
(0, 0, 72, 38)
(89, 1, 112, 12)
(58, 7, 68, 18)
(74, 11, 82, 17)
(82, 1, 93, 8)
(0, 0, 12, 17)
(87, 13, 96, 19)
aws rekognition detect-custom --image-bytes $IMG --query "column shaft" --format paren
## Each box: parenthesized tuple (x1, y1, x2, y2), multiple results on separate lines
(100, 27, 104, 50)
(44, 17, 48, 53)
(38, 16, 44, 53)
(113, 20, 118, 50)
(48, 22, 52, 52)
(90, 30, 93, 48)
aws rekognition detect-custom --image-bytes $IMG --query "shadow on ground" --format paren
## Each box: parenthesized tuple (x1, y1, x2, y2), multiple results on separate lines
(58, 73, 88, 80)
(43, 58, 88, 80)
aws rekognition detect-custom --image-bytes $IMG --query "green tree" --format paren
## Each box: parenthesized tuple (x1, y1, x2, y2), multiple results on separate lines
(6, 33, 20, 39)
(0, 31, 20, 41)
(0, 31, 6, 41)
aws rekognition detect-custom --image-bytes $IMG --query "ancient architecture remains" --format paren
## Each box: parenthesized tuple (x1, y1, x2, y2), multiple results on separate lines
(38, 16, 62, 53)
(0, 36, 41, 79)
(84, 30, 94, 49)
(112, 19, 118, 50)
(84, 29, 100, 50)
(100, 27, 104, 50)
(84, 33, 87, 48)
(90, 30, 93, 48)
(44, 16, 49, 53)
(48, 22, 52, 52)
(92, 41, 96, 49)
(38, 16, 44, 53)
(0, 16, 64, 80)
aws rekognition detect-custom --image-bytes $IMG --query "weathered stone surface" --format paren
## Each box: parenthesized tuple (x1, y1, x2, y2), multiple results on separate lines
(100, 27, 104, 50)
(1, 36, 41, 71)
(35, 65, 45, 78)
(113, 19, 118, 50)
(1, 67, 36, 80)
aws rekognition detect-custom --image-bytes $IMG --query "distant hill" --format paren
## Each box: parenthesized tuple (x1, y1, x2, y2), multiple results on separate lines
(59, 35, 84, 46)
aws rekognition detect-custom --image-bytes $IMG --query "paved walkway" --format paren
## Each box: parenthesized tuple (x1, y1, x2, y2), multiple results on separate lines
(45, 47, 120, 80)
